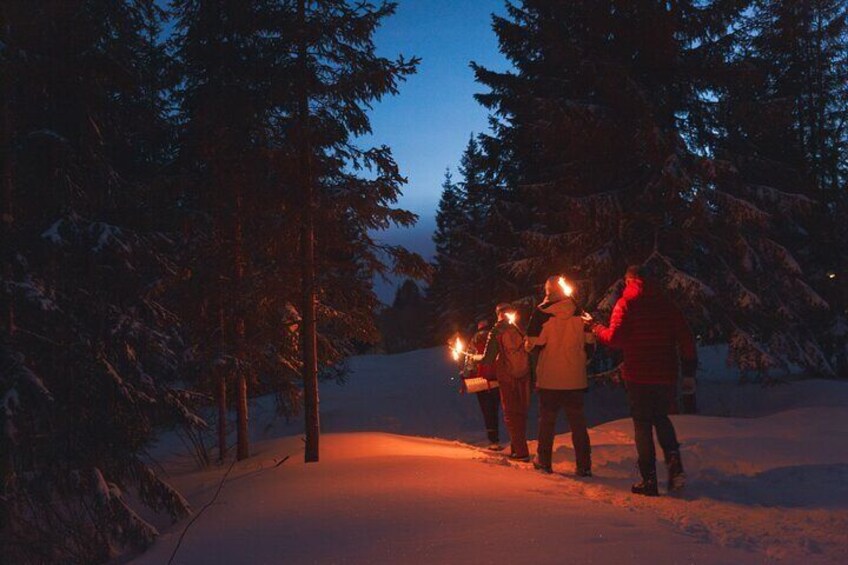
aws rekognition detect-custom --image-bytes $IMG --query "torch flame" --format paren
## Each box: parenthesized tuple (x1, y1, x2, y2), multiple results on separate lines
(451, 336, 464, 361)
(505, 311, 517, 325)
(557, 276, 574, 297)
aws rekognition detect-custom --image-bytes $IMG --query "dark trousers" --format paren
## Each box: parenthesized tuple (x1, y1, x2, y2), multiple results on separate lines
(626, 383, 680, 474)
(536, 389, 591, 472)
(475, 387, 501, 444)
(500, 379, 530, 457)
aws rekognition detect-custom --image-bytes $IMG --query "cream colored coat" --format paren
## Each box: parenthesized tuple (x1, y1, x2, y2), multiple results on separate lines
(525, 300, 595, 390)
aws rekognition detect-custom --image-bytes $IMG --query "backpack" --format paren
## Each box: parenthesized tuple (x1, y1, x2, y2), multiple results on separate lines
(495, 325, 530, 382)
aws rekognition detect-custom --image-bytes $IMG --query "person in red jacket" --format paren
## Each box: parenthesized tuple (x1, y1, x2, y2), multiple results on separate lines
(592, 265, 697, 496)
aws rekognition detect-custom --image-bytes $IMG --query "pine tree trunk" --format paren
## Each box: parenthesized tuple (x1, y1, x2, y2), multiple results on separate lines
(234, 190, 249, 460)
(217, 373, 227, 463)
(1, 29, 14, 337)
(298, 0, 320, 463)
(1, 12, 16, 519)
(217, 306, 227, 463)
(236, 371, 249, 460)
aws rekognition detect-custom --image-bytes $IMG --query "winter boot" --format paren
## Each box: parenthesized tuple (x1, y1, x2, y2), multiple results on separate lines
(535, 448, 553, 473)
(631, 461, 659, 496)
(575, 467, 592, 478)
(666, 451, 685, 492)
(533, 460, 553, 474)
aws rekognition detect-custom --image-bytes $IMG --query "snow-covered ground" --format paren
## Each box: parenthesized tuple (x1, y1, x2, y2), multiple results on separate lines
(130, 347, 848, 564)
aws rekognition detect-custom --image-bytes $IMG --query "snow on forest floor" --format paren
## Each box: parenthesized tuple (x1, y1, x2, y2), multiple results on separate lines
(130, 347, 848, 564)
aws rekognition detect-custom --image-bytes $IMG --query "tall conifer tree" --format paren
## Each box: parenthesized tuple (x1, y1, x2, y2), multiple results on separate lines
(171, 0, 288, 463)
(282, 0, 422, 460)
(428, 137, 515, 339)
(713, 0, 848, 373)
(1, 2, 196, 561)
(429, 170, 467, 337)
(466, 0, 838, 374)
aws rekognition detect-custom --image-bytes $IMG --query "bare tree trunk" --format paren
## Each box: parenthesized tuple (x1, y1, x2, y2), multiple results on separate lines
(217, 373, 227, 462)
(217, 306, 227, 463)
(298, 0, 320, 463)
(1, 5, 16, 521)
(233, 188, 249, 461)
(236, 370, 249, 460)
(1, 8, 14, 338)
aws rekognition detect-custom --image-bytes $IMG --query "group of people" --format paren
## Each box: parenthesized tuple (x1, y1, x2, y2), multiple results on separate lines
(461, 265, 698, 496)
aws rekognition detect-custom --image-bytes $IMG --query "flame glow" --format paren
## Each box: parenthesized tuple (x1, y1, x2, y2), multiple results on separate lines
(451, 336, 464, 361)
(505, 311, 517, 325)
(557, 276, 574, 297)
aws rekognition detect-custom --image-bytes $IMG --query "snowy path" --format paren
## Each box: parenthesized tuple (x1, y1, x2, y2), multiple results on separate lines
(134, 348, 848, 564)
(134, 434, 769, 564)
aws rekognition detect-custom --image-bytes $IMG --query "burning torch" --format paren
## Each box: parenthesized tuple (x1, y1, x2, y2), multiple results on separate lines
(557, 276, 574, 298)
(450, 336, 466, 361)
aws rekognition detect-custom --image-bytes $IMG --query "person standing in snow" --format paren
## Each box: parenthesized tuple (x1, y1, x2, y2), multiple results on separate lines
(591, 265, 697, 496)
(472, 303, 531, 461)
(524, 276, 595, 476)
(465, 319, 503, 450)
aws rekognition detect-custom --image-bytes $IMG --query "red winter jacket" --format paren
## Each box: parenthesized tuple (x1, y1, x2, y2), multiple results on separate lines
(471, 329, 496, 380)
(594, 279, 697, 384)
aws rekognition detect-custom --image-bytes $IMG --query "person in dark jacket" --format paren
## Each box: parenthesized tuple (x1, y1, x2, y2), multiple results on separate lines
(592, 265, 697, 496)
(465, 319, 502, 450)
(472, 303, 531, 461)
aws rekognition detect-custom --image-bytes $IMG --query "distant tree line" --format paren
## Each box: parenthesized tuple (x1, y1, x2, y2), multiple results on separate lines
(429, 0, 848, 377)
(0, 0, 423, 562)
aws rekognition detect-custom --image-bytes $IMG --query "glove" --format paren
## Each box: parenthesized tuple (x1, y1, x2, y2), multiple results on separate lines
(681, 376, 696, 394)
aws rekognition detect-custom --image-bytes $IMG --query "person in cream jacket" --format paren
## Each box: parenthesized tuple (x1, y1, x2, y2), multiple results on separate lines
(524, 277, 595, 476)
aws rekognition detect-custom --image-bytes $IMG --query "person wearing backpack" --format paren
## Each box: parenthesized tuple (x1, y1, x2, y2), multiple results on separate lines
(472, 303, 531, 461)
(465, 319, 502, 450)
(524, 276, 595, 477)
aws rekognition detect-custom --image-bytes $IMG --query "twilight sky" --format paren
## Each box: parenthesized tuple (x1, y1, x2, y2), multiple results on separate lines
(362, 0, 510, 302)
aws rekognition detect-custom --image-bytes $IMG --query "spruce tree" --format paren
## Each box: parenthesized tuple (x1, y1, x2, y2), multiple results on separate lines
(277, 0, 423, 460)
(712, 0, 848, 374)
(428, 169, 467, 338)
(428, 137, 516, 340)
(468, 0, 838, 375)
(171, 0, 281, 463)
(0, 2, 196, 561)
(171, 0, 423, 465)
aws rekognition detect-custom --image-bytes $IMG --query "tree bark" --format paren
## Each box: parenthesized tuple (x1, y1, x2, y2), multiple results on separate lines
(1, 4, 16, 522)
(298, 0, 320, 463)
(236, 370, 249, 460)
(217, 306, 227, 463)
(233, 187, 249, 461)
(1, 8, 14, 337)
(217, 373, 227, 463)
